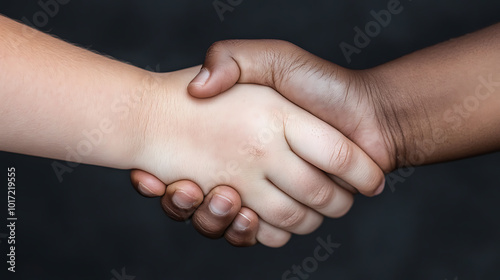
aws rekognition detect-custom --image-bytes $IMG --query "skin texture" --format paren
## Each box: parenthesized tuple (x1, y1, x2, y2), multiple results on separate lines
(0, 15, 384, 248)
(132, 23, 500, 246)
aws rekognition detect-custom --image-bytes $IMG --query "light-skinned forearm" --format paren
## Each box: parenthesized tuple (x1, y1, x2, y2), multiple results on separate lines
(369, 23, 500, 167)
(0, 15, 150, 169)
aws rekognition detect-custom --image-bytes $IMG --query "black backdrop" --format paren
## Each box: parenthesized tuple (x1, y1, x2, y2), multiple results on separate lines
(0, 1, 499, 279)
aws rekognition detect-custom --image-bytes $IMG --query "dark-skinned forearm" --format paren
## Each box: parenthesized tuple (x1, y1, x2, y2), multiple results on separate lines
(369, 23, 500, 167)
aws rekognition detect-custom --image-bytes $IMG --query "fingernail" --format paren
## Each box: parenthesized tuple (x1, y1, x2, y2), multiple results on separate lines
(138, 182, 155, 197)
(233, 213, 251, 231)
(172, 190, 196, 209)
(374, 179, 385, 196)
(190, 68, 210, 86)
(209, 194, 233, 216)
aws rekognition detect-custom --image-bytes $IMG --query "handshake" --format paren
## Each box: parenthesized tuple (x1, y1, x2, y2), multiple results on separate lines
(131, 40, 391, 247)
(129, 34, 500, 247)
(1, 15, 499, 248)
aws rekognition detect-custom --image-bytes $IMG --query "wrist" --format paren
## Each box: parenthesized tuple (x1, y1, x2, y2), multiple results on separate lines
(363, 65, 425, 170)
(105, 69, 166, 170)
(126, 68, 196, 175)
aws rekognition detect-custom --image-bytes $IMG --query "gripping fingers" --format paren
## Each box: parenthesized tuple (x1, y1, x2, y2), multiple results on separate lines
(191, 186, 242, 239)
(284, 111, 385, 196)
(256, 220, 292, 248)
(267, 152, 354, 218)
(238, 179, 323, 235)
(224, 207, 259, 247)
(160, 180, 204, 221)
(130, 169, 167, 197)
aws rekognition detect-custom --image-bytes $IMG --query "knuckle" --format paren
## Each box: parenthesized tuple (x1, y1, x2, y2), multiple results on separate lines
(275, 206, 306, 229)
(261, 48, 295, 86)
(298, 216, 323, 235)
(256, 223, 292, 248)
(308, 182, 335, 209)
(266, 235, 291, 248)
(206, 40, 240, 57)
(328, 140, 352, 174)
(261, 50, 282, 85)
(205, 41, 224, 59)
(330, 194, 354, 218)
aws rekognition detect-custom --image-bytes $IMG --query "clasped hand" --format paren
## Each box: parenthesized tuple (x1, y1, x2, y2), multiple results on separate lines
(131, 40, 389, 247)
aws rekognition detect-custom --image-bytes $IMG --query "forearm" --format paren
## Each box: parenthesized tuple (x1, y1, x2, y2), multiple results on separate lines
(0, 15, 150, 169)
(370, 23, 500, 167)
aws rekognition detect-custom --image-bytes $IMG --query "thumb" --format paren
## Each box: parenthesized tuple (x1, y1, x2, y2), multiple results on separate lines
(188, 40, 243, 98)
(188, 39, 310, 98)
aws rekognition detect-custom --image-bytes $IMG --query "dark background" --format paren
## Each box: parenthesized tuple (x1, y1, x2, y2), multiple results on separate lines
(1, 0, 499, 279)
